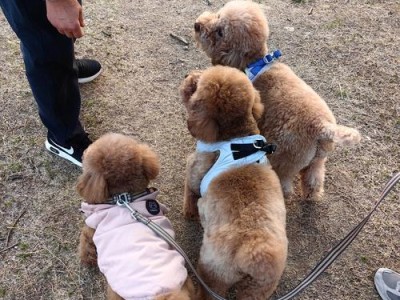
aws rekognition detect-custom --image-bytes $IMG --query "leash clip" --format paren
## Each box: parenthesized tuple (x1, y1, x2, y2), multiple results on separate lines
(114, 192, 130, 204)
(253, 139, 277, 154)
(116, 196, 138, 220)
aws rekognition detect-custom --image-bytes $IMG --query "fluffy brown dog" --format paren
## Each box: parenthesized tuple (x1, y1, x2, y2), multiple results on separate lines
(77, 133, 194, 300)
(194, 0, 361, 201)
(180, 65, 287, 300)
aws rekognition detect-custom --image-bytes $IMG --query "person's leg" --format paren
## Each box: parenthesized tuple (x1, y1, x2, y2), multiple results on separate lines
(374, 268, 400, 300)
(0, 0, 100, 166)
(0, 0, 84, 145)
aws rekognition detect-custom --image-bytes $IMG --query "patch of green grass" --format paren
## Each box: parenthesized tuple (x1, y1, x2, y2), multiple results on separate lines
(9, 162, 23, 173)
(17, 252, 33, 261)
(292, 0, 307, 3)
(360, 256, 368, 263)
(0, 287, 6, 297)
(83, 98, 96, 109)
(3, 200, 12, 208)
(11, 136, 22, 145)
(337, 89, 348, 99)
(28, 136, 40, 146)
(19, 242, 29, 251)
(83, 114, 101, 129)
(325, 19, 343, 29)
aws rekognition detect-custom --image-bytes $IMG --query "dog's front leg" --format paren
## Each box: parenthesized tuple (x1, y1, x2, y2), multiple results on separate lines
(79, 224, 97, 266)
(183, 152, 216, 220)
(183, 176, 201, 220)
(183, 153, 201, 220)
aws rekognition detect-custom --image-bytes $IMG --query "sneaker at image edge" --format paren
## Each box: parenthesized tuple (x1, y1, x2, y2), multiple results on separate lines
(76, 58, 102, 84)
(45, 133, 92, 167)
(375, 268, 400, 300)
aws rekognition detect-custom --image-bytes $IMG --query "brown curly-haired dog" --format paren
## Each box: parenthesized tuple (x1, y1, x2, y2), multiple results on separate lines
(77, 133, 194, 300)
(180, 65, 287, 300)
(193, 0, 361, 201)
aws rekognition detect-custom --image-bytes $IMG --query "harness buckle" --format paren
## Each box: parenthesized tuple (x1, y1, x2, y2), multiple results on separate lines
(263, 54, 273, 64)
(253, 139, 265, 149)
(253, 140, 277, 154)
(114, 192, 131, 205)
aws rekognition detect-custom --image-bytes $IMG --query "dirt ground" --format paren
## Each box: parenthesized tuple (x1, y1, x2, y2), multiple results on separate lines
(0, 0, 399, 299)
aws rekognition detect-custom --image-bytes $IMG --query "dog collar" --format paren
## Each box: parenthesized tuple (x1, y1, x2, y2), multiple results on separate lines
(106, 188, 157, 205)
(197, 135, 276, 196)
(81, 188, 165, 217)
(245, 49, 282, 82)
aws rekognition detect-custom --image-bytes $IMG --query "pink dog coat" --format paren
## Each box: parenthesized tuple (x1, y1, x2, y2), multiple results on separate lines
(81, 191, 188, 300)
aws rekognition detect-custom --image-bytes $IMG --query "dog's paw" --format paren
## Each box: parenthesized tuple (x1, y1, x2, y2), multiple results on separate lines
(303, 188, 324, 202)
(180, 71, 203, 104)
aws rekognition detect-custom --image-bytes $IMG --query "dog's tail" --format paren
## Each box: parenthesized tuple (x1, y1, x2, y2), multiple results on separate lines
(234, 233, 286, 293)
(319, 122, 361, 146)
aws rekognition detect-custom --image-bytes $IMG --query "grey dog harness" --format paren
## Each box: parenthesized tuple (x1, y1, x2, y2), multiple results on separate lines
(197, 134, 275, 196)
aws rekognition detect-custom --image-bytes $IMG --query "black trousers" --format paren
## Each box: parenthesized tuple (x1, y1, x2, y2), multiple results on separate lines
(0, 0, 85, 145)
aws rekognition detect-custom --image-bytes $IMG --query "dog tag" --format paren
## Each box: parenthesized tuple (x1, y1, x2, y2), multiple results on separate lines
(146, 199, 160, 215)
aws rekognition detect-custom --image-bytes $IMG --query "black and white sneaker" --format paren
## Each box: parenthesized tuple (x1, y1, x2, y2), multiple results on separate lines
(76, 59, 102, 84)
(45, 132, 92, 167)
(375, 268, 400, 300)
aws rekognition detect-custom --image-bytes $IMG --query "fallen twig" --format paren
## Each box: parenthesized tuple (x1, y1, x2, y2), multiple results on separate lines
(308, 7, 314, 15)
(7, 174, 23, 181)
(101, 30, 112, 37)
(6, 208, 27, 247)
(0, 243, 18, 254)
(169, 33, 189, 46)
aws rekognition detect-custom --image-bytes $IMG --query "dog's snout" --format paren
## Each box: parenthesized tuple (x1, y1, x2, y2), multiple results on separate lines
(194, 22, 201, 32)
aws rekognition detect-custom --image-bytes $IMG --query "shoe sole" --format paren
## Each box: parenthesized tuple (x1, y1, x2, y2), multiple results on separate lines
(45, 139, 82, 167)
(78, 68, 102, 84)
(374, 268, 399, 300)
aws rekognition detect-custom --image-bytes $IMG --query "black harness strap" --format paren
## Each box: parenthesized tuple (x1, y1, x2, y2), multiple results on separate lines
(231, 139, 277, 160)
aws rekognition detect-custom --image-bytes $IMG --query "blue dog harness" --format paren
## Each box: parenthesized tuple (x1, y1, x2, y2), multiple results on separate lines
(245, 50, 282, 82)
(197, 135, 276, 197)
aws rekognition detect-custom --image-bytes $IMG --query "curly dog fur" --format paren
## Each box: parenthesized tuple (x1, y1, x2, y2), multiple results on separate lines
(194, 0, 361, 201)
(180, 66, 287, 300)
(77, 133, 194, 300)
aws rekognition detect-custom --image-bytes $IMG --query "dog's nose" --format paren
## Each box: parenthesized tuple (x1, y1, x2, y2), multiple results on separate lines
(194, 22, 201, 32)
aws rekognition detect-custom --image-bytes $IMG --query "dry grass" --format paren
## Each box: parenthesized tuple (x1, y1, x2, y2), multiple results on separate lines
(0, 0, 399, 299)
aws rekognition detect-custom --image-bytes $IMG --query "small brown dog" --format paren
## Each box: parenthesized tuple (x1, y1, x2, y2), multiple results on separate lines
(180, 65, 287, 300)
(194, 0, 361, 201)
(77, 133, 194, 300)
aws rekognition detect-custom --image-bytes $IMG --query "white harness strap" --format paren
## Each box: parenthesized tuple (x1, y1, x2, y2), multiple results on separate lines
(197, 135, 268, 197)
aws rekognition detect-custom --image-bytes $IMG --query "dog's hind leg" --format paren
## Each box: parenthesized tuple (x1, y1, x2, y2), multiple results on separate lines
(195, 261, 230, 300)
(235, 276, 278, 300)
(300, 155, 327, 201)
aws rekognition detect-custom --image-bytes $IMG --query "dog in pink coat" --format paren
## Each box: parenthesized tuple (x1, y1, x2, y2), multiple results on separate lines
(77, 133, 194, 300)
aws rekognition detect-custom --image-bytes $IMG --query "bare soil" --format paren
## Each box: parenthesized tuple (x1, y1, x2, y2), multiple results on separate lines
(0, 0, 399, 299)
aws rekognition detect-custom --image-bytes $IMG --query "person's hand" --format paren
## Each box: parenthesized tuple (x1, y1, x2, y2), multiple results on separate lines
(45, 0, 85, 38)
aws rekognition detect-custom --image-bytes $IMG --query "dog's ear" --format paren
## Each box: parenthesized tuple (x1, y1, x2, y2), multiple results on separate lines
(187, 100, 218, 142)
(252, 91, 264, 121)
(180, 71, 203, 106)
(137, 144, 160, 181)
(77, 172, 109, 204)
